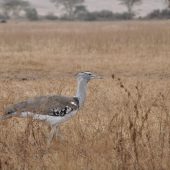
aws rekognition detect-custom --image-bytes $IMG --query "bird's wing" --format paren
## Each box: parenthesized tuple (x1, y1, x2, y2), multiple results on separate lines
(5, 95, 79, 117)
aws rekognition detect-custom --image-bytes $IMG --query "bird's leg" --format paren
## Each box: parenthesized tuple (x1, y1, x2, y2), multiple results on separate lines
(47, 125, 58, 145)
(47, 124, 66, 146)
(54, 126, 64, 140)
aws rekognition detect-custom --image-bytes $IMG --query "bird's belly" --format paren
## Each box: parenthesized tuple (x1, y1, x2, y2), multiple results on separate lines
(45, 111, 77, 125)
(19, 111, 77, 126)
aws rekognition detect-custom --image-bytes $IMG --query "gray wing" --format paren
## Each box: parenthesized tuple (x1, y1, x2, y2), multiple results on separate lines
(5, 95, 79, 117)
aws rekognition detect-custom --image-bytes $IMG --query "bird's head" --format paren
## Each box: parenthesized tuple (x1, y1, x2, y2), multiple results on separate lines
(75, 71, 102, 82)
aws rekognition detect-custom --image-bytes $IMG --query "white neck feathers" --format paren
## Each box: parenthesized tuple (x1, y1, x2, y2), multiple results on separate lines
(76, 78, 88, 108)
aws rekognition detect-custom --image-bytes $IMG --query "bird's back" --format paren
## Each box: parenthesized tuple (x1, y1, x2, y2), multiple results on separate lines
(5, 95, 79, 116)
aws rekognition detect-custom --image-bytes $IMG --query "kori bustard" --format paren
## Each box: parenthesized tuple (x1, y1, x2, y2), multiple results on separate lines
(0, 71, 102, 143)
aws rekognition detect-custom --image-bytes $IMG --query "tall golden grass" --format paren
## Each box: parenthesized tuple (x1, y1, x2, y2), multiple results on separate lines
(0, 21, 170, 170)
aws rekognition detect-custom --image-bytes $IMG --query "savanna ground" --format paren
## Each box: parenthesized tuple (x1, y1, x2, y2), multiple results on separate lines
(0, 21, 170, 170)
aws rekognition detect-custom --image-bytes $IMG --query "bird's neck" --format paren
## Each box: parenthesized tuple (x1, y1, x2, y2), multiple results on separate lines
(76, 78, 88, 108)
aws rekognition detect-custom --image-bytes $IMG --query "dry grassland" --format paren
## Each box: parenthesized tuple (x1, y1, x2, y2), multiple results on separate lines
(0, 21, 170, 170)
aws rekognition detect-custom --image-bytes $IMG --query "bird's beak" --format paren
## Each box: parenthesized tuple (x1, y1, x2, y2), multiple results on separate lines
(92, 74, 103, 79)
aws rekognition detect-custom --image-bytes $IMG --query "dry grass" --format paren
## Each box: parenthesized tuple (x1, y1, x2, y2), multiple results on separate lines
(0, 21, 170, 170)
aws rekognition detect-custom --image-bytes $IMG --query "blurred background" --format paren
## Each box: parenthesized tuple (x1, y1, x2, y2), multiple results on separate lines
(0, 0, 170, 22)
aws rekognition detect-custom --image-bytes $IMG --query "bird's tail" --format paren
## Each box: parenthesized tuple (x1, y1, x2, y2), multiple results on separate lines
(0, 114, 13, 121)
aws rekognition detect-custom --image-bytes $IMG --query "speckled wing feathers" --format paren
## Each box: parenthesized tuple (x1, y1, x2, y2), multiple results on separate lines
(5, 95, 79, 117)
